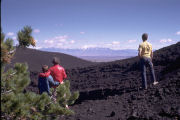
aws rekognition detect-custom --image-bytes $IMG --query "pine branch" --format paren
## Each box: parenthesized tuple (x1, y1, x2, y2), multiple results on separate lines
(9, 72, 16, 76)
(4, 72, 16, 81)
(1, 90, 12, 95)
(8, 49, 16, 54)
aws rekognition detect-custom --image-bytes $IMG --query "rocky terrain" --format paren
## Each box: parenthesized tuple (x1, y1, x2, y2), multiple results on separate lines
(10, 42, 180, 120)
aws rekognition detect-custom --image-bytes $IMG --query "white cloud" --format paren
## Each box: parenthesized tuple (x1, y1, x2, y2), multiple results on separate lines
(54, 35, 68, 43)
(59, 39, 66, 42)
(7, 32, 14, 36)
(57, 43, 63, 47)
(70, 40, 75, 44)
(102, 41, 121, 49)
(81, 44, 97, 49)
(112, 41, 120, 45)
(40, 35, 77, 49)
(128, 39, 137, 43)
(104, 41, 120, 46)
(36, 47, 42, 49)
(81, 41, 121, 50)
(105, 43, 113, 46)
(167, 39, 172, 42)
(43, 35, 68, 45)
(29, 46, 42, 49)
(80, 32, 85, 34)
(44, 40, 54, 44)
(160, 38, 173, 43)
(176, 31, 180, 35)
(33, 29, 40, 33)
(54, 35, 68, 39)
(160, 39, 166, 43)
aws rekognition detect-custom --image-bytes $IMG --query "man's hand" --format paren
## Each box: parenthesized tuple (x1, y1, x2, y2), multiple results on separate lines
(150, 51, 153, 60)
(138, 45, 142, 58)
(39, 71, 50, 77)
(138, 52, 142, 58)
(60, 81, 64, 84)
(150, 57, 153, 62)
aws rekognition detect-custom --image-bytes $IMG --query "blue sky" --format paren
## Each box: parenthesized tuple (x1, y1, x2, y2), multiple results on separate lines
(2, 0, 180, 50)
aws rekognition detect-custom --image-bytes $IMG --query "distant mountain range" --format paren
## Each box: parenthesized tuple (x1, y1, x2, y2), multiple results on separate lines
(40, 48, 138, 62)
(40, 48, 138, 57)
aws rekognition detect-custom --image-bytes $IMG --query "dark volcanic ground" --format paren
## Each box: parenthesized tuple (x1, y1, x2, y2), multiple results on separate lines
(10, 42, 180, 120)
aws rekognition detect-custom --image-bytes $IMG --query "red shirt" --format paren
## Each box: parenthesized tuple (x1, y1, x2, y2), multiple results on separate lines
(39, 64, 67, 83)
(49, 64, 67, 83)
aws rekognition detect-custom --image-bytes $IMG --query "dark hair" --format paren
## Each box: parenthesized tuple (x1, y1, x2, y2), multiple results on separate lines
(52, 57, 60, 65)
(42, 65, 48, 72)
(142, 33, 148, 41)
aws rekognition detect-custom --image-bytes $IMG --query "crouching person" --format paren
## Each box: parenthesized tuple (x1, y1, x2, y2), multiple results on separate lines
(38, 65, 60, 96)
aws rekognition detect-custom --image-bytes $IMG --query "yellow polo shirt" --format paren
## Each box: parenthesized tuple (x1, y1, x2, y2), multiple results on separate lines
(138, 41, 152, 58)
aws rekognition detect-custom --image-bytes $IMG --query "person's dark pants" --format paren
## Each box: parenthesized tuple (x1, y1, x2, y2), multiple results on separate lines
(38, 76, 59, 96)
(38, 77, 50, 95)
(140, 57, 156, 89)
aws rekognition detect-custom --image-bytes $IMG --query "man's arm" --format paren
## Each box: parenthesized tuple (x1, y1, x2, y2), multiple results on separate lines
(138, 51, 141, 58)
(63, 68, 67, 79)
(47, 76, 59, 86)
(39, 71, 50, 77)
(138, 45, 142, 58)
(150, 50, 153, 60)
(59, 68, 67, 84)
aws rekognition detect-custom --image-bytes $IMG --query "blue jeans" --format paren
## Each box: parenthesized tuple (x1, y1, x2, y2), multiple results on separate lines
(140, 57, 156, 89)
(38, 75, 59, 95)
(47, 75, 59, 87)
(47, 76, 60, 95)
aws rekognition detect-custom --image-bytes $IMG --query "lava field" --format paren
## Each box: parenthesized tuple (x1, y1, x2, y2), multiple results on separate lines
(10, 42, 180, 120)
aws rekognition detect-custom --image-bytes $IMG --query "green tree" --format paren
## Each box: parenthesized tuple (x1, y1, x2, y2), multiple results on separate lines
(17, 26, 36, 47)
(1, 29, 15, 65)
(1, 29, 79, 120)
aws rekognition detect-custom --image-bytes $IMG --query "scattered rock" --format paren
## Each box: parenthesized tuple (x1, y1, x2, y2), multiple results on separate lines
(110, 111, 115, 117)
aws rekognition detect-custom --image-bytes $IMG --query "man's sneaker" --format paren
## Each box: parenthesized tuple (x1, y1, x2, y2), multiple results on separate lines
(65, 104, 69, 109)
(153, 81, 158, 85)
(139, 87, 147, 90)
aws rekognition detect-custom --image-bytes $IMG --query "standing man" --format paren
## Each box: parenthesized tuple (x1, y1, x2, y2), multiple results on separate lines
(49, 57, 67, 85)
(138, 33, 158, 89)
(49, 57, 68, 108)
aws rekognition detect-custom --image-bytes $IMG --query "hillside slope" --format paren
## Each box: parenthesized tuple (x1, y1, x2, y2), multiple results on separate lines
(8, 47, 96, 72)
(67, 42, 180, 92)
